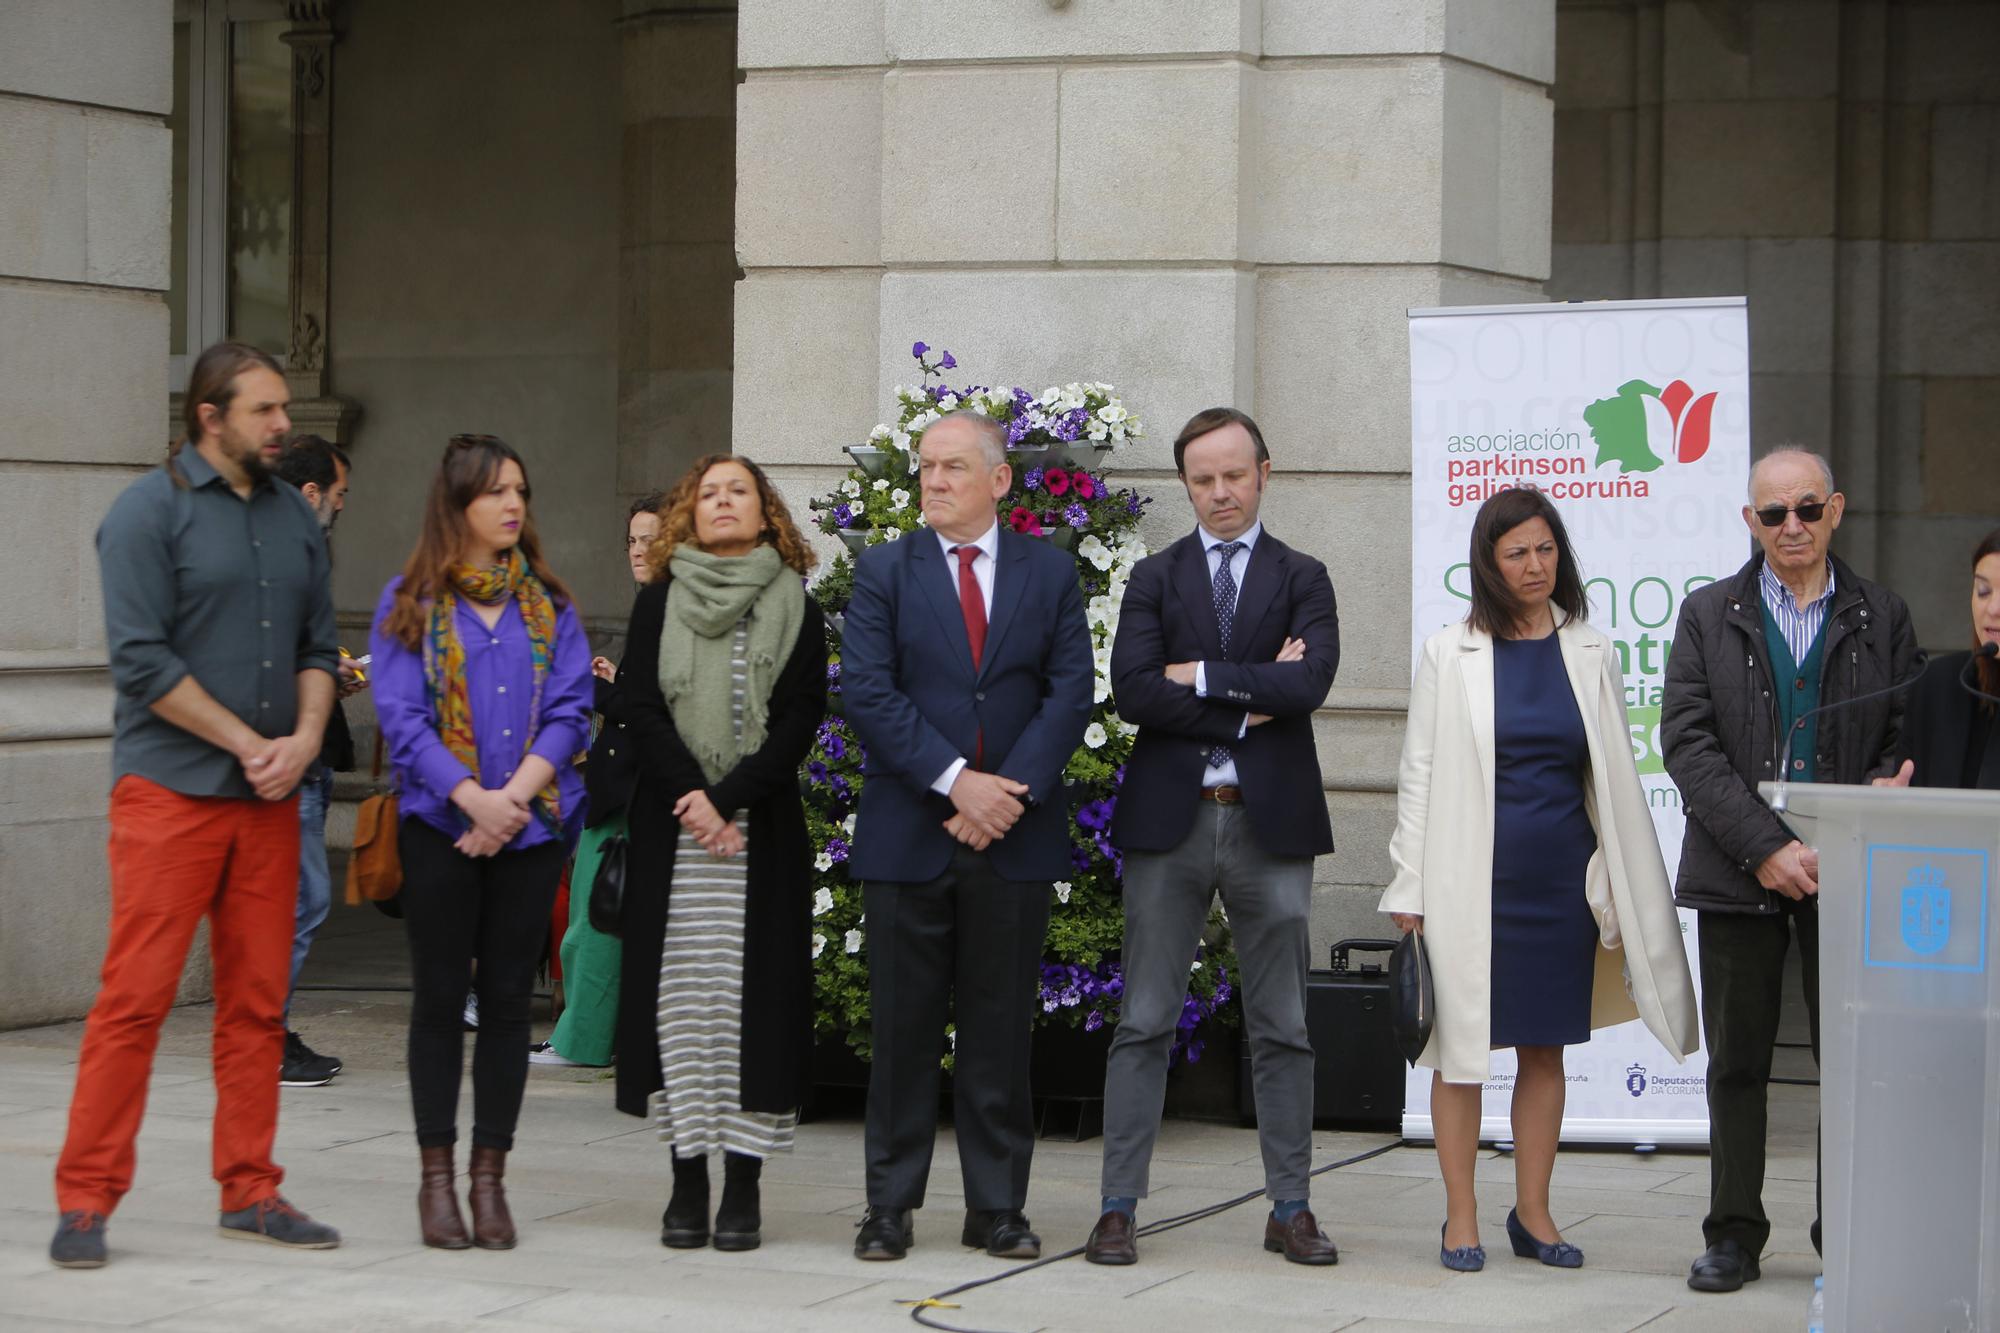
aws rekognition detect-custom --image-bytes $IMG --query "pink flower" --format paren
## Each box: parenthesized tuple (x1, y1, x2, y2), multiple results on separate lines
(1072, 472, 1096, 500)
(1008, 506, 1044, 536)
(1044, 467, 1071, 497)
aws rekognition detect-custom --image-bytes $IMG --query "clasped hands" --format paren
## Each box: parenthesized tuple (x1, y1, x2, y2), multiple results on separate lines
(1163, 635, 1306, 728)
(239, 731, 318, 802)
(453, 783, 537, 858)
(943, 769, 1031, 851)
(674, 789, 744, 858)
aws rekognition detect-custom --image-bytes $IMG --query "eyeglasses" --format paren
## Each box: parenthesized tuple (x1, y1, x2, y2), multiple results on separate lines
(1753, 501, 1828, 528)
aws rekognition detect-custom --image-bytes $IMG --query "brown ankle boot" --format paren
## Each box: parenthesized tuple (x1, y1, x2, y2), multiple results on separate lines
(466, 1145, 516, 1250)
(418, 1145, 471, 1250)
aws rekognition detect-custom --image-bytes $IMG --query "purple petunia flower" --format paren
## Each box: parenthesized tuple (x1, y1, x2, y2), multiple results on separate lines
(939, 351, 956, 370)
(1076, 797, 1115, 832)
(1084, 1010, 1104, 1032)
(1065, 502, 1088, 529)
(806, 760, 829, 786)
(829, 775, 852, 803)
(824, 837, 849, 863)
(832, 502, 854, 528)
(1022, 466, 1044, 491)
(1125, 492, 1144, 515)
(912, 341, 928, 359)
(1069, 845, 1093, 874)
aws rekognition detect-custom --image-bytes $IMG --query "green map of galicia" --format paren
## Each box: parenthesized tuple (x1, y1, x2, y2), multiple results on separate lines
(1582, 379, 1667, 473)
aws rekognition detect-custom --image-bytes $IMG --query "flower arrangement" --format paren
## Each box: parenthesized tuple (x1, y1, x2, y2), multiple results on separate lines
(804, 344, 1239, 1065)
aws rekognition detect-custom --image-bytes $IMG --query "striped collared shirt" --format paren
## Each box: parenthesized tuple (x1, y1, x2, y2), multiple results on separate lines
(1758, 558, 1837, 666)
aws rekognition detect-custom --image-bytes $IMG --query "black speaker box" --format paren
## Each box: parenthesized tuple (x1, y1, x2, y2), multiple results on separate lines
(1238, 938, 1406, 1130)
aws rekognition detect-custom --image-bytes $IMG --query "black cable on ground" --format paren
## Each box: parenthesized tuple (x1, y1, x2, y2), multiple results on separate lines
(899, 1138, 1404, 1333)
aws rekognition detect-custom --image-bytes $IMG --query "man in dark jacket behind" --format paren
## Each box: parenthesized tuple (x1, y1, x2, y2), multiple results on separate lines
(1661, 446, 1917, 1294)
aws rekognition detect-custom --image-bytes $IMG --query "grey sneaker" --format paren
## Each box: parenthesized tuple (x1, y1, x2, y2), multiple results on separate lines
(49, 1210, 107, 1268)
(218, 1196, 341, 1249)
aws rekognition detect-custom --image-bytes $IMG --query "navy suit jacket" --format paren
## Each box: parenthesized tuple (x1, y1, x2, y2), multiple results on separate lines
(842, 527, 1094, 884)
(1109, 529, 1339, 860)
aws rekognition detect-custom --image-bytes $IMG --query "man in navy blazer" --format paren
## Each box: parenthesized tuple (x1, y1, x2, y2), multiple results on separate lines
(1086, 407, 1341, 1268)
(841, 410, 1093, 1263)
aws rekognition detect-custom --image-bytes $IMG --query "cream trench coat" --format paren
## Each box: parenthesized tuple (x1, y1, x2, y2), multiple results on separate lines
(1378, 618, 1700, 1085)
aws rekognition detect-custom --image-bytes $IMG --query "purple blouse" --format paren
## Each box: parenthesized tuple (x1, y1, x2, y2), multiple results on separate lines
(369, 577, 592, 849)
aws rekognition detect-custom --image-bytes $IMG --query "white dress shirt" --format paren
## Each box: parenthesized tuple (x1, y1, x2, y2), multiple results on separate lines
(930, 520, 1000, 795)
(1193, 521, 1260, 787)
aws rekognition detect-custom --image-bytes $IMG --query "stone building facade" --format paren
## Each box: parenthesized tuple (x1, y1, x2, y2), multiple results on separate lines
(1, 0, 1994, 1025)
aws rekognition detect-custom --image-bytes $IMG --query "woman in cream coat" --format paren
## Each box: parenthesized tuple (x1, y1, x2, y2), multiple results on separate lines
(1380, 488, 1697, 1274)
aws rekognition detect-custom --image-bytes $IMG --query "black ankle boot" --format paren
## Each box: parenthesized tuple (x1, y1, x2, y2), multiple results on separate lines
(661, 1151, 710, 1248)
(713, 1151, 762, 1251)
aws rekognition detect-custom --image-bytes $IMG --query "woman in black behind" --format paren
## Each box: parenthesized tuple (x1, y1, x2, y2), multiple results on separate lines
(1899, 528, 2000, 790)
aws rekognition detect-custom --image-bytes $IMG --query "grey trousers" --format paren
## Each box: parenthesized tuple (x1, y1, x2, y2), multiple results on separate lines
(1101, 801, 1316, 1202)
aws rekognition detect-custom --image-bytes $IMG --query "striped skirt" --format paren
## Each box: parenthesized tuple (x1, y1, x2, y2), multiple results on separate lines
(650, 815, 797, 1159)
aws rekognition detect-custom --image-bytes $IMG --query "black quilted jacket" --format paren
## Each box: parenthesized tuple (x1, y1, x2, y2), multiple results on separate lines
(1661, 552, 1917, 914)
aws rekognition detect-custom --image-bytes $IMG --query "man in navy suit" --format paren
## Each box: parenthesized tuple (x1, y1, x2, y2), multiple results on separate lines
(841, 410, 1093, 1263)
(1086, 407, 1341, 1267)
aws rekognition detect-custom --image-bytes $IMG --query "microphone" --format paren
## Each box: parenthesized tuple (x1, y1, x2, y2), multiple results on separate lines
(1769, 649, 1930, 814)
(1961, 641, 2000, 708)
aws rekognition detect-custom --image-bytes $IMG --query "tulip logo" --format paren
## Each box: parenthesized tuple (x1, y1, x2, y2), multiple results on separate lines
(1582, 379, 1718, 474)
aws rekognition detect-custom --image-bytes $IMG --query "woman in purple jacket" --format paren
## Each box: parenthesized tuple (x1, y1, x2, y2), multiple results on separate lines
(370, 435, 591, 1252)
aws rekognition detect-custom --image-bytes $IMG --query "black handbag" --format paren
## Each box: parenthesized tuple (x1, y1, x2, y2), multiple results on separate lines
(1389, 929, 1434, 1064)
(587, 832, 629, 936)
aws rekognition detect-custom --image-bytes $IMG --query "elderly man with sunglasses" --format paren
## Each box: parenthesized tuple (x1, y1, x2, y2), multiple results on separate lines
(1660, 445, 1917, 1294)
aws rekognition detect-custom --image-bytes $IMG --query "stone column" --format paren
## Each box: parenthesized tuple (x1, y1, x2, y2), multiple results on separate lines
(618, 1, 738, 504)
(733, 0, 1556, 943)
(0, 0, 178, 1026)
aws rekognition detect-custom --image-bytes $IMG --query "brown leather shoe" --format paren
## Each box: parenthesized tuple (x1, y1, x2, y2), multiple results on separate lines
(466, 1145, 516, 1250)
(417, 1145, 470, 1250)
(1084, 1209, 1137, 1266)
(1263, 1209, 1338, 1266)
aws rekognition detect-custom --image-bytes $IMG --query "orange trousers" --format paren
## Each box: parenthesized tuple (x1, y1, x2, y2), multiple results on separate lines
(55, 775, 301, 1215)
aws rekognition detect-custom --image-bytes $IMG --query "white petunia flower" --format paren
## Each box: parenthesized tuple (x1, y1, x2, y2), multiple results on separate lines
(1087, 421, 1109, 442)
(842, 813, 857, 836)
(939, 394, 959, 411)
(1093, 675, 1110, 704)
(844, 928, 864, 955)
(812, 933, 827, 959)
(1190, 960, 1203, 973)
(813, 887, 834, 916)
(872, 478, 890, 492)
(840, 478, 863, 499)
(892, 430, 912, 453)
(1054, 881, 1072, 904)
(814, 852, 834, 873)
(1083, 722, 1108, 749)
(1097, 403, 1129, 425)
(881, 526, 902, 542)
(889, 488, 911, 512)
(1116, 718, 1139, 737)
(869, 423, 892, 442)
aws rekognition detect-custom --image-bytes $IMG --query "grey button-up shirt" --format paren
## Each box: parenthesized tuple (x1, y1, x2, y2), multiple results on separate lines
(97, 447, 340, 798)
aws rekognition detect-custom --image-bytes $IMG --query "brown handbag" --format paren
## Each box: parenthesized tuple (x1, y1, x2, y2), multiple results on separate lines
(343, 736, 403, 905)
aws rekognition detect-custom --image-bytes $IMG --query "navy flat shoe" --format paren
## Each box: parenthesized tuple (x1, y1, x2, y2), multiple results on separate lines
(1440, 1222, 1485, 1272)
(1506, 1208, 1582, 1268)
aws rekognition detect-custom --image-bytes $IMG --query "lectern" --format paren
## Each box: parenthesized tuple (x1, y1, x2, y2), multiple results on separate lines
(1763, 782, 2000, 1333)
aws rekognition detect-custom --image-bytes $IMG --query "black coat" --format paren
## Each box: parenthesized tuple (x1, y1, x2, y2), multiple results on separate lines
(1661, 552, 1917, 914)
(1108, 530, 1340, 860)
(583, 673, 641, 829)
(1902, 649, 2000, 789)
(612, 576, 828, 1118)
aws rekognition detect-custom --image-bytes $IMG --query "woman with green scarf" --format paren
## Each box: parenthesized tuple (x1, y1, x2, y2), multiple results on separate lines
(612, 454, 827, 1253)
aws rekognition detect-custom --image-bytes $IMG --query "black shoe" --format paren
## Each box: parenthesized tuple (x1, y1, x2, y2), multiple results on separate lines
(49, 1210, 108, 1268)
(280, 1032, 340, 1087)
(713, 1152, 762, 1252)
(854, 1206, 913, 1261)
(1687, 1239, 1761, 1292)
(661, 1152, 710, 1249)
(961, 1208, 1040, 1260)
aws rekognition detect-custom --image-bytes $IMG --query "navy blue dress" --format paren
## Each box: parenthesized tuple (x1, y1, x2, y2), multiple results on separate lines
(1489, 632, 1600, 1047)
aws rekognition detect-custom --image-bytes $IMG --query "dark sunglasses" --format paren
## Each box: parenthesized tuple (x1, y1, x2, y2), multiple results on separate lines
(1754, 501, 1828, 527)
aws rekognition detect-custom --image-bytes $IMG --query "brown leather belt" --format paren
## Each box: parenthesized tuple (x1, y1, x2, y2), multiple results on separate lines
(1198, 785, 1243, 804)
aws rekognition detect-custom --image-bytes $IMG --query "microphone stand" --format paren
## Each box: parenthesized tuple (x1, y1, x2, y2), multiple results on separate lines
(1768, 649, 1930, 815)
(1959, 641, 2000, 708)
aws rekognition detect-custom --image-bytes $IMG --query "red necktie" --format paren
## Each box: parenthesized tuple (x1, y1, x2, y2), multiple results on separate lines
(954, 545, 986, 768)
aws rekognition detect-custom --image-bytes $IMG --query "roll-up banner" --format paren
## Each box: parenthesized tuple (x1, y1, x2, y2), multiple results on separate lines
(1403, 296, 1752, 1147)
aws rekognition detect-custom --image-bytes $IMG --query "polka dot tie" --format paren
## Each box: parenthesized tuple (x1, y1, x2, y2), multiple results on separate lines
(1209, 541, 1244, 769)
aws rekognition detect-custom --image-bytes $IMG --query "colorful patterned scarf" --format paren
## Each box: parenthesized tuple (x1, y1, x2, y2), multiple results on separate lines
(423, 547, 563, 819)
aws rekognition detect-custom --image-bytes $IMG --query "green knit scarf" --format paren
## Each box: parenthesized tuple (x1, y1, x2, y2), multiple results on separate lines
(660, 544, 804, 785)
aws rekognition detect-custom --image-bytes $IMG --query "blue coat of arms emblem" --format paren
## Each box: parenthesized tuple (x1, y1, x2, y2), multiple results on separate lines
(1900, 866, 1951, 957)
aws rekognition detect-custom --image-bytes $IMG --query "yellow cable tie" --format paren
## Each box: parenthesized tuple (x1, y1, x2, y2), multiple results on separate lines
(896, 1298, 962, 1309)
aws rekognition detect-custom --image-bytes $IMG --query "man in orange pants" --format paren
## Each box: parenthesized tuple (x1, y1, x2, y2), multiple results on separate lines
(51, 342, 344, 1268)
